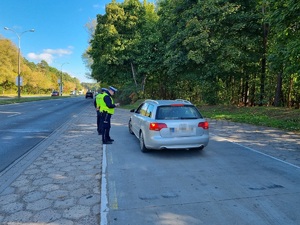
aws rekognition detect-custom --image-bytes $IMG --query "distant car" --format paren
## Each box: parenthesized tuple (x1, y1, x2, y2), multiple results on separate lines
(51, 91, 59, 97)
(129, 99, 209, 152)
(85, 91, 93, 99)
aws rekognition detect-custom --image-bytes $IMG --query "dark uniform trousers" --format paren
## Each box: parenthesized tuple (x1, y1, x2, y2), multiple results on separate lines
(101, 112, 112, 143)
(97, 111, 103, 134)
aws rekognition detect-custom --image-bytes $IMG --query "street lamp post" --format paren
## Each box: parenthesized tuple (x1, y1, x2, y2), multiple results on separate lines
(60, 62, 69, 96)
(4, 27, 34, 98)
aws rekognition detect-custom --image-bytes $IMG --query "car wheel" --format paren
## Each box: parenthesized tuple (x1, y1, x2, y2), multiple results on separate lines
(128, 120, 134, 135)
(139, 132, 148, 153)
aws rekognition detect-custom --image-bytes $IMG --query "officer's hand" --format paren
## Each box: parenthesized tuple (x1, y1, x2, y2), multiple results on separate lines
(115, 103, 120, 107)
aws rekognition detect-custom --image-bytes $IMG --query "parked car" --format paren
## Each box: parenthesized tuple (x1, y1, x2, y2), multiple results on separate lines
(129, 99, 209, 152)
(51, 91, 59, 97)
(85, 91, 93, 99)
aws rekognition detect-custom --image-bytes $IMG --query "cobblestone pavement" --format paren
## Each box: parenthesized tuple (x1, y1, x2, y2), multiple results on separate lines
(0, 107, 299, 225)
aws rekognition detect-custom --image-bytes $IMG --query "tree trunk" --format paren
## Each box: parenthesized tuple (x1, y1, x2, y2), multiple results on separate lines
(244, 79, 249, 106)
(141, 75, 147, 93)
(239, 78, 244, 105)
(249, 74, 256, 106)
(260, 56, 266, 106)
(259, 21, 269, 106)
(287, 75, 293, 108)
(131, 62, 138, 87)
(274, 72, 283, 107)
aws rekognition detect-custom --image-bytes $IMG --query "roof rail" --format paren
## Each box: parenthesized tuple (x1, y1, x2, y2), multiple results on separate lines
(145, 99, 159, 104)
(175, 99, 191, 104)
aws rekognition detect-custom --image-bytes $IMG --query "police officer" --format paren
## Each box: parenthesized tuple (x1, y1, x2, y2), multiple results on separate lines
(95, 88, 107, 135)
(99, 86, 119, 144)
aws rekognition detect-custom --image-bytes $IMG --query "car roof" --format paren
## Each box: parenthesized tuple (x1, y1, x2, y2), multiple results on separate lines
(144, 99, 192, 105)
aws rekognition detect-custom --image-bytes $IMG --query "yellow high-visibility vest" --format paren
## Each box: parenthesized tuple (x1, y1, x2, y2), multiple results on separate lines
(99, 92, 115, 114)
(96, 92, 105, 108)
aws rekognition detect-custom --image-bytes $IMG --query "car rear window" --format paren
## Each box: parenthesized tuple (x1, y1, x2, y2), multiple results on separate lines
(156, 105, 203, 120)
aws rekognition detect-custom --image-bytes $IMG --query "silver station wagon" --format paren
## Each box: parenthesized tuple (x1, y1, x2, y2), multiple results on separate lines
(128, 99, 209, 152)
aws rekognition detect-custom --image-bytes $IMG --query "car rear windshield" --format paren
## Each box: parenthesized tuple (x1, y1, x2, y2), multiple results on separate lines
(156, 105, 203, 120)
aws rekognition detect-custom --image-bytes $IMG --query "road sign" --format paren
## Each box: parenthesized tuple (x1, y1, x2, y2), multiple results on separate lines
(15, 77, 23, 86)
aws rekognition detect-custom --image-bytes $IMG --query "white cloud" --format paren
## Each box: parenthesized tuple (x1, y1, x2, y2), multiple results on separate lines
(44, 48, 72, 56)
(27, 47, 73, 64)
(27, 52, 54, 64)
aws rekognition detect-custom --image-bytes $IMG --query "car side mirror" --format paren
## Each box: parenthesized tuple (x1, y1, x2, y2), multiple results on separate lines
(130, 109, 135, 113)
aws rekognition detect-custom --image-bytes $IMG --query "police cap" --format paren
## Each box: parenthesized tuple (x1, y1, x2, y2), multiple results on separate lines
(109, 86, 118, 93)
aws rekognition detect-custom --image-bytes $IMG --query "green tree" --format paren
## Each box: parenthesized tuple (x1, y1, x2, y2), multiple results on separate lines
(267, 0, 300, 107)
(0, 38, 18, 93)
(156, 0, 261, 104)
(89, 0, 155, 89)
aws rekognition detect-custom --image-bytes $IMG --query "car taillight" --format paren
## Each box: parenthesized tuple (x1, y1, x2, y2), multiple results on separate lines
(198, 121, 209, 129)
(149, 123, 167, 131)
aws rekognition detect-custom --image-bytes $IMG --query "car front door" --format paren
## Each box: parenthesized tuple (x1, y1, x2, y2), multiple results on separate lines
(131, 103, 148, 136)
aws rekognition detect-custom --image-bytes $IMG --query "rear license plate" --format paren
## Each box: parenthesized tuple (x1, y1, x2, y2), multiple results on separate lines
(170, 124, 196, 135)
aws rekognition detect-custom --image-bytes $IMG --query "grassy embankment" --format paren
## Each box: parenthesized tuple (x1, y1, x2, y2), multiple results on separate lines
(1, 96, 299, 133)
(198, 105, 300, 133)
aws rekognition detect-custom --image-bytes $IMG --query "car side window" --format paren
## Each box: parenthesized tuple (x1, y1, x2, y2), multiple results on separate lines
(140, 103, 149, 116)
(135, 103, 144, 114)
(145, 104, 154, 117)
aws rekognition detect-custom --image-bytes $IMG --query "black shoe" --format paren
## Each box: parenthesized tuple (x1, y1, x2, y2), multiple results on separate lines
(108, 138, 114, 142)
(103, 141, 113, 144)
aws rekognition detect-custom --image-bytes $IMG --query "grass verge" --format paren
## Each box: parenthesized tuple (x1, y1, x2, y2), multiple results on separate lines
(198, 105, 300, 133)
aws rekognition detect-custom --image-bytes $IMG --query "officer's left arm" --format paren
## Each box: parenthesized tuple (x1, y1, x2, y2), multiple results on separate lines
(104, 95, 116, 108)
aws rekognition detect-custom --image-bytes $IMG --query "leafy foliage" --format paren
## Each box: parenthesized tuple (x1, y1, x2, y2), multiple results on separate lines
(86, 0, 300, 108)
(0, 38, 83, 95)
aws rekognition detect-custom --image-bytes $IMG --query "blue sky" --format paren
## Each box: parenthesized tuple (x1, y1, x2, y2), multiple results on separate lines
(0, 0, 155, 83)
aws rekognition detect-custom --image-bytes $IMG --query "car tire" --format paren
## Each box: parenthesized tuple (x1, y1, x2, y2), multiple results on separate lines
(128, 120, 134, 135)
(139, 132, 148, 153)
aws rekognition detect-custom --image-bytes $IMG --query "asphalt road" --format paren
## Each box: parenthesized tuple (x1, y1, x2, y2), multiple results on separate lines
(0, 97, 92, 172)
(102, 109, 300, 225)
